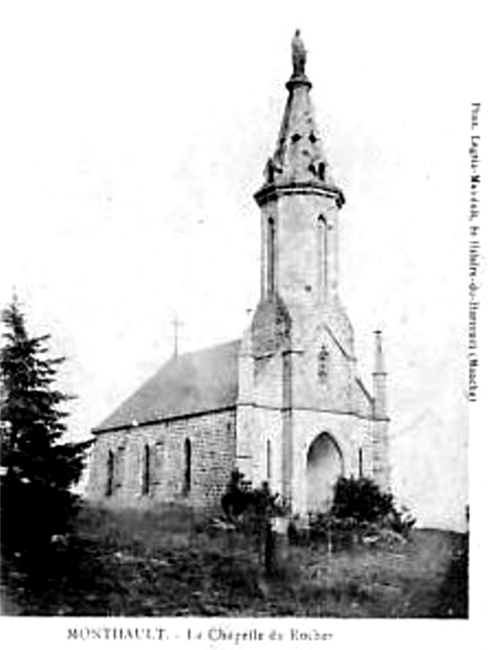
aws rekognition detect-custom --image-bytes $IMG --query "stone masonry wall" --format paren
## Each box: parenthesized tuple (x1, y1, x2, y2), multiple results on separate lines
(262, 192, 340, 308)
(87, 409, 236, 509)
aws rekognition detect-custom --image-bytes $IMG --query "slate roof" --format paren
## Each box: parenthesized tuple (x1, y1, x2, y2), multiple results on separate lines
(94, 339, 241, 433)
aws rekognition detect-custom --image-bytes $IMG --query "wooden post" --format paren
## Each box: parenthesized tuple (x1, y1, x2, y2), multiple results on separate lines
(264, 522, 275, 576)
(266, 516, 290, 576)
(327, 525, 332, 560)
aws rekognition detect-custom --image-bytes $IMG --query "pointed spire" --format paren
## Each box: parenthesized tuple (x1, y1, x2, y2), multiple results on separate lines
(255, 31, 344, 207)
(373, 330, 386, 374)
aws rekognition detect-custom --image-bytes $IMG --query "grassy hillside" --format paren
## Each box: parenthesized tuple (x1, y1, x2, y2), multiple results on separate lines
(0, 504, 468, 617)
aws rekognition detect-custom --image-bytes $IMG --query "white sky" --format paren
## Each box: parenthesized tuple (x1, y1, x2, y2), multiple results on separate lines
(0, 0, 484, 534)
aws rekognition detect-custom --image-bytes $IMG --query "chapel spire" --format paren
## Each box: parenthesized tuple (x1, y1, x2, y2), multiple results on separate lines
(255, 30, 344, 207)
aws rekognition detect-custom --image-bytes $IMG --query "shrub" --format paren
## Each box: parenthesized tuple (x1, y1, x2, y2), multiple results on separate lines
(331, 477, 395, 523)
(307, 477, 415, 545)
(221, 470, 288, 575)
(221, 469, 253, 519)
(221, 470, 286, 527)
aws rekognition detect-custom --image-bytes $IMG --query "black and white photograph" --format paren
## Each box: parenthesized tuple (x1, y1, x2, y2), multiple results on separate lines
(0, 0, 485, 646)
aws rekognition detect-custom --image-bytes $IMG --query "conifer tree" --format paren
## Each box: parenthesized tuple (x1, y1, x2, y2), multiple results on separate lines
(0, 298, 91, 552)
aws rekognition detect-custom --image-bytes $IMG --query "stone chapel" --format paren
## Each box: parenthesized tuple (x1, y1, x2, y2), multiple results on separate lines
(87, 31, 390, 514)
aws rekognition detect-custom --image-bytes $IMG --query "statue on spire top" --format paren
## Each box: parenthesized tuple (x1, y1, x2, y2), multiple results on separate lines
(292, 29, 307, 76)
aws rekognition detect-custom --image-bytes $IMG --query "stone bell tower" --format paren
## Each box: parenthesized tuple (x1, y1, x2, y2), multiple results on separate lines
(255, 29, 345, 312)
(236, 31, 388, 513)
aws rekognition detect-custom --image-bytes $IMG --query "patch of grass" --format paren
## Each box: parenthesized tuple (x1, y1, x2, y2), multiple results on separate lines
(0, 504, 468, 617)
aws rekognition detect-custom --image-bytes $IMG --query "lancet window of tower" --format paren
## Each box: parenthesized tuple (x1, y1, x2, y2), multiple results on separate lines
(318, 215, 328, 298)
(267, 217, 276, 294)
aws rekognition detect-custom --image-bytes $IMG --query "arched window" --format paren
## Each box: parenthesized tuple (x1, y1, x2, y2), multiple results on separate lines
(183, 438, 192, 495)
(266, 440, 272, 480)
(142, 444, 151, 496)
(318, 345, 329, 383)
(106, 450, 115, 497)
(267, 217, 276, 294)
(318, 216, 327, 298)
(115, 445, 125, 490)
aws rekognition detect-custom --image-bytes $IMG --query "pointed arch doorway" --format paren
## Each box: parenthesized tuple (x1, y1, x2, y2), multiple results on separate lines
(306, 433, 343, 512)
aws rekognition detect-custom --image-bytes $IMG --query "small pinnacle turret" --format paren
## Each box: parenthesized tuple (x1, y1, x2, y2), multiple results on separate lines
(373, 330, 388, 420)
(373, 330, 386, 375)
(372, 330, 390, 490)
